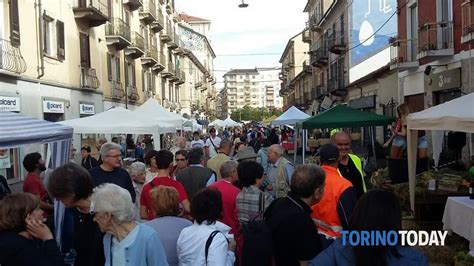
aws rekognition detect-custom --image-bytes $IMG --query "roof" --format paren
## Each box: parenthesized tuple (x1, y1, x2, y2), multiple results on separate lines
(0, 110, 73, 149)
(179, 13, 210, 23)
(223, 68, 259, 77)
(300, 105, 395, 129)
(279, 32, 303, 63)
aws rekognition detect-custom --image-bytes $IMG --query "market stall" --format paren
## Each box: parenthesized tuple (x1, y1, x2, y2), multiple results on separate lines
(406, 93, 474, 212)
(272, 106, 310, 162)
(133, 98, 188, 129)
(298, 105, 394, 162)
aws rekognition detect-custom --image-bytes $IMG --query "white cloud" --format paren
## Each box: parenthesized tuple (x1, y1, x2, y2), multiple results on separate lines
(176, 0, 308, 79)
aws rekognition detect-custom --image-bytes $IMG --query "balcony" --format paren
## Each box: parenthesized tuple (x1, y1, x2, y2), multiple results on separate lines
(327, 30, 346, 54)
(462, 0, 474, 43)
(124, 32, 145, 59)
(417, 21, 454, 59)
(176, 70, 186, 85)
(302, 28, 311, 43)
(73, 0, 109, 27)
(310, 41, 328, 67)
(105, 18, 131, 50)
(126, 84, 140, 102)
(168, 33, 179, 49)
(389, 39, 419, 70)
(123, 0, 142, 11)
(154, 52, 166, 69)
(139, 0, 157, 25)
(80, 67, 100, 90)
(0, 39, 27, 74)
(309, 13, 323, 32)
(150, 8, 164, 33)
(310, 85, 325, 99)
(141, 45, 158, 67)
(160, 23, 172, 43)
(161, 62, 175, 78)
(166, 2, 172, 14)
(111, 80, 125, 99)
(328, 77, 346, 96)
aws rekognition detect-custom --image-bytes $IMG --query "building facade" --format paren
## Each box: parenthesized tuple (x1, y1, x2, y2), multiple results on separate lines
(223, 68, 282, 116)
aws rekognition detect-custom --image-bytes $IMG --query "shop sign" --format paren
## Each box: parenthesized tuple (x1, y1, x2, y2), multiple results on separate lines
(429, 68, 461, 92)
(349, 95, 376, 109)
(79, 103, 95, 115)
(0, 96, 20, 112)
(43, 100, 65, 113)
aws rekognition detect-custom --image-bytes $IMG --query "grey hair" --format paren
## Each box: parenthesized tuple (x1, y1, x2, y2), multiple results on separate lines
(220, 160, 238, 179)
(100, 142, 122, 157)
(129, 162, 146, 177)
(270, 144, 284, 156)
(91, 183, 135, 224)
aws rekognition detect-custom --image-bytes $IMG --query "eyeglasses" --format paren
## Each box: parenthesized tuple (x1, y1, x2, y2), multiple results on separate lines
(106, 154, 122, 159)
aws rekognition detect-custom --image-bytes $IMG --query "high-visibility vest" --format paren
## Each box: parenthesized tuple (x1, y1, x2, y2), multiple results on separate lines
(348, 154, 366, 193)
(311, 165, 353, 238)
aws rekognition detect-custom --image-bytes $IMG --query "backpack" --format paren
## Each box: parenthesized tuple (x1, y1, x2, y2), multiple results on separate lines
(240, 192, 273, 266)
(204, 230, 229, 265)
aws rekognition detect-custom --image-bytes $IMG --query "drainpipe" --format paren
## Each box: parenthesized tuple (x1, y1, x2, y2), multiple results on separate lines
(35, 0, 44, 79)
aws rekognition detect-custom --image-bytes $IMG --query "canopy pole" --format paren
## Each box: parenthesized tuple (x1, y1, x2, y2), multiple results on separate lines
(302, 129, 306, 164)
(371, 126, 377, 162)
(294, 127, 298, 164)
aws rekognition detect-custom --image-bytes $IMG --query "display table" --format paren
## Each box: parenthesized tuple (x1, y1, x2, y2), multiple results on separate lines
(442, 197, 474, 256)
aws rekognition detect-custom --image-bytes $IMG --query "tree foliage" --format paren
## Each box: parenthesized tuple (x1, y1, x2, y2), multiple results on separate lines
(230, 105, 281, 122)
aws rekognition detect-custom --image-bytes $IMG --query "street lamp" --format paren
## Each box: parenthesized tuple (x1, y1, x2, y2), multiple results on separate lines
(238, 0, 248, 8)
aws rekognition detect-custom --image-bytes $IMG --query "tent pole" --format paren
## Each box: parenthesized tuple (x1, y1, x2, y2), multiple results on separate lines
(302, 129, 306, 164)
(371, 126, 377, 163)
(294, 127, 298, 164)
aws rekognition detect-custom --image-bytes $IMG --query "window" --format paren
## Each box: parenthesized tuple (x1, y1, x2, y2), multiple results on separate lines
(79, 33, 90, 68)
(43, 15, 65, 60)
(124, 60, 136, 90)
(107, 53, 121, 83)
(9, 0, 20, 46)
(239, 75, 243, 79)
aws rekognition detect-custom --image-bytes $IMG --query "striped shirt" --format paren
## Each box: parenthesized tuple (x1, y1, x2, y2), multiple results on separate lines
(236, 185, 273, 226)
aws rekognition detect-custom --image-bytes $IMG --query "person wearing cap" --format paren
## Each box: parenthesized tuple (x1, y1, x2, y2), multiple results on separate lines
(311, 143, 357, 248)
(332, 131, 366, 199)
(81, 145, 99, 170)
(233, 146, 258, 163)
(266, 144, 294, 198)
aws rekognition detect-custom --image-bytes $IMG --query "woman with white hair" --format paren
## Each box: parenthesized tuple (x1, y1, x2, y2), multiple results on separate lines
(91, 183, 169, 266)
(129, 162, 147, 220)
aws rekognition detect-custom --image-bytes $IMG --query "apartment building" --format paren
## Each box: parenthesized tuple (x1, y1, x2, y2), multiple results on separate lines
(393, 0, 473, 112)
(215, 88, 228, 120)
(223, 68, 282, 116)
(278, 32, 311, 112)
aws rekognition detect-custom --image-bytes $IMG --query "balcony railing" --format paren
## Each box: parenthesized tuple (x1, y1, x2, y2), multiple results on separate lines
(302, 28, 311, 43)
(80, 67, 100, 89)
(73, 0, 109, 27)
(328, 77, 345, 96)
(309, 13, 322, 31)
(123, 0, 143, 11)
(127, 84, 140, 101)
(327, 30, 345, 54)
(139, 0, 157, 24)
(0, 38, 27, 74)
(418, 21, 453, 55)
(462, 0, 474, 43)
(141, 45, 158, 67)
(111, 80, 124, 99)
(125, 31, 145, 59)
(105, 18, 131, 50)
(389, 39, 419, 70)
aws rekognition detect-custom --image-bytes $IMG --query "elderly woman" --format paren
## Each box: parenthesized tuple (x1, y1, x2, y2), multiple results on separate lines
(177, 188, 236, 266)
(236, 161, 273, 225)
(0, 193, 63, 266)
(144, 150, 160, 183)
(91, 183, 168, 266)
(146, 186, 192, 266)
(129, 162, 147, 219)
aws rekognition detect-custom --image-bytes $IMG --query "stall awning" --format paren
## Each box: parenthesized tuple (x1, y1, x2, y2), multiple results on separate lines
(299, 105, 395, 129)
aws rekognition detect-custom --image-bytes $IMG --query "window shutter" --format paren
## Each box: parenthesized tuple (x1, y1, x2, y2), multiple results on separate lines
(9, 0, 20, 46)
(107, 53, 112, 81)
(142, 70, 146, 92)
(56, 20, 65, 60)
(124, 60, 129, 88)
(132, 63, 136, 87)
(116, 56, 121, 83)
(79, 33, 90, 68)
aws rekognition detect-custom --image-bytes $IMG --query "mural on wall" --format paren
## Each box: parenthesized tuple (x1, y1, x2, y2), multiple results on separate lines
(350, 0, 397, 67)
(178, 26, 206, 52)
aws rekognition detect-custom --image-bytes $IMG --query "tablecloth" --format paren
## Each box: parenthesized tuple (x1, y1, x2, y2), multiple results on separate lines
(442, 196, 474, 255)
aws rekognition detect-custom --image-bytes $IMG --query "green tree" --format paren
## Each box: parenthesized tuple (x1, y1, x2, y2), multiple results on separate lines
(231, 106, 281, 122)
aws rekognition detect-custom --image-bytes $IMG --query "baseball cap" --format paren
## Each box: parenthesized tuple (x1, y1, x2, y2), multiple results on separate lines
(319, 144, 339, 163)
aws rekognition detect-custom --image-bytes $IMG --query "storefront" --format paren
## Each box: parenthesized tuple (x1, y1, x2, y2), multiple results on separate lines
(0, 95, 21, 182)
(43, 99, 66, 122)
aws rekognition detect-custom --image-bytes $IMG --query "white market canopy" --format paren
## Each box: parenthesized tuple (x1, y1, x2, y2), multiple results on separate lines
(60, 107, 175, 134)
(272, 106, 310, 126)
(222, 117, 240, 127)
(406, 93, 474, 213)
(209, 119, 225, 127)
(134, 98, 187, 129)
(0, 110, 73, 149)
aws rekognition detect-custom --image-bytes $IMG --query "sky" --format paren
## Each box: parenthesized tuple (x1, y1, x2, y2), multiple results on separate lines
(175, 0, 308, 88)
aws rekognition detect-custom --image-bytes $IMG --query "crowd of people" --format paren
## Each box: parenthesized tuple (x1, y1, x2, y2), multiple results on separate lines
(0, 126, 428, 266)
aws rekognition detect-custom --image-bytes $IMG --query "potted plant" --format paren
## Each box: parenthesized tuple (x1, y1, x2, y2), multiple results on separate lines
(454, 251, 474, 266)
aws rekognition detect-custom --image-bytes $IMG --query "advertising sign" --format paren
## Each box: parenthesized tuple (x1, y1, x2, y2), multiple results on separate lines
(79, 103, 95, 115)
(350, 0, 397, 66)
(43, 100, 65, 113)
(0, 96, 21, 112)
